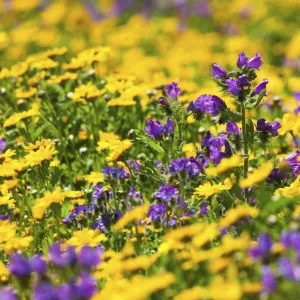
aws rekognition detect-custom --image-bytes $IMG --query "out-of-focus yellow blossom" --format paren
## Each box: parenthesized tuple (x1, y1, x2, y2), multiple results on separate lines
(3, 102, 40, 128)
(0, 261, 9, 281)
(71, 82, 103, 104)
(0, 32, 9, 50)
(48, 72, 78, 84)
(67, 228, 107, 250)
(219, 206, 259, 228)
(275, 175, 300, 198)
(82, 172, 104, 184)
(11, 0, 40, 12)
(182, 143, 199, 158)
(92, 273, 175, 300)
(279, 112, 300, 135)
(114, 204, 149, 231)
(31, 58, 58, 70)
(205, 155, 243, 176)
(239, 161, 273, 188)
(99, 130, 120, 141)
(24, 139, 55, 152)
(0, 194, 15, 208)
(15, 87, 37, 99)
(24, 144, 57, 167)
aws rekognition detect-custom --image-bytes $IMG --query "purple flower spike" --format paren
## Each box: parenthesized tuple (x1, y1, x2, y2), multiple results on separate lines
(200, 201, 208, 215)
(257, 119, 281, 137)
(9, 254, 31, 277)
(248, 53, 263, 69)
(145, 119, 163, 139)
(211, 63, 227, 79)
(165, 82, 181, 99)
(238, 74, 250, 86)
(226, 121, 239, 134)
(226, 78, 241, 96)
(154, 185, 178, 202)
(49, 243, 77, 267)
(30, 254, 47, 275)
(148, 204, 166, 222)
(237, 52, 248, 68)
(261, 265, 277, 293)
(78, 246, 102, 268)
(285, 150, 300, 177)
(0, 288, 17, 300)
(206, 95, 227, 116)
(254, 79, 268, 95)
(278, 258, 296, 281)
(162, 118, 174, 136)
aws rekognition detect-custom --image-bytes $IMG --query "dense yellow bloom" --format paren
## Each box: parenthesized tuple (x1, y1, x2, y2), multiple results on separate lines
(92, 273, 175, 300)
(97, 139, 133, 162)
(182, 143, 199, 158)
(71, 82, 103, 103)
(15, 87, 37, 99)
(67, 228, 107, 250)
(0, 194, 15, 208)
(275, 175, 300, 198)
(82, 172, 104, 184)
(24, 144, 57, 167)
(206, 155, 243, 176)
(31, 58, 59, 70)
(3, 102, 39, 128)
(24, 139, 55, 152)
(193, 175, 234, 199)
(48, 72, 78, 84)
(219, 206, 259, 228)
(114, 204, 149, 231)
(0, 261, 9, 281)
(279, 112, 300, 136)
(99, 130, 120, 141)
(239, 161, 273, 188)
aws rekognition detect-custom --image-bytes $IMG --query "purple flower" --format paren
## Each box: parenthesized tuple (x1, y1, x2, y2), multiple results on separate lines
(165, 82, 181, 99)
(78, 246, 102, 268)
(54, 284, 74, 300)
(226, 121, 239, 134)
(278, 258, 296, 281)
(0, 138, 6, 154)
(285, 150, 300, 177)
(200, 201, 208, 215)
(158, 97, 169, 106)
(192, 94, 210, 113)
(148, 204, 166, 221)
(254, 79, 268, 95)
(237, 52, 248, 68)
(0, 288, 17, 300)
(33, 282, 54, 300)
(145, 119, 163, 139)
(102, 166, 129, 180)
(248, 53, 263, 69)
(186, 157, 204, 177)
(257, 119, 281, 137)
(238, 74, 250, 86)
(226, 78, 241, 96)
(267, 168, 286, 185)
(127, 159, 142, 176)
(170, 158, 188, 173)
(9, 254, 31, 277)
(294, 91, 300, 101)
(154, 185, 178, 202)
(77, 272, 97, 299)
(162, 118, 174, 136)
(30, 254, 47, 275)
(249, 233, 272, 259)
(211, 63, 227, 79)
(261, 266, 277, 293)
(49, 243, 77, 267)
(92, 185, 104, 202)
(206, 95, 227, 116)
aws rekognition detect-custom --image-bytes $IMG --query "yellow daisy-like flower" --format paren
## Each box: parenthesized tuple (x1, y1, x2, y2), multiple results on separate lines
(71, 82, 103, 104)
(15, 87, 37, 99)
(239, 161, 273, 188)
(24, 139, 55, 152)
(31, 58, 59, 70)
(82, 172, 104, 184)
(275, 175, 300, 198)
(48, 72, 78, 84)
(67, 228, 107, 250)
(205, 155, 243, 176)
(24, 144, 57, 167)
(97, 139, 133, 162)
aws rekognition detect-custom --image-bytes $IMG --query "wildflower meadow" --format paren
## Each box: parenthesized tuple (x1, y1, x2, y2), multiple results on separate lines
(0, 1, 300, 299)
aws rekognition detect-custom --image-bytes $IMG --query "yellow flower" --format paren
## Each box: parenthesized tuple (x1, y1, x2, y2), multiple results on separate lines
(32, 187, 66, 220)
(205, 155, 243, 176)
(239, 161, 273, 188)
(114, 204, 149, 231)
(71, 82, 103, 103)
(279, 112, 300, 136)
(67, 228, 107, 250)
(219, 206, 259, 228)
(48, 72, 78, 84)
(182, 143, 199, 158)
(97, 139, 133, 162)
(99, 130, 120, 141)
(15, 87, 37, 99)
(193, 175, 234, 199)
(275, 175, 300, 198)
(82, 172, 104, 184)
(24, 144, 56, 167)
(24, 139, 55, 152)
(0, 261, 9, 281)
(0, 194, 15, 208)
(31, 58, 59, 70)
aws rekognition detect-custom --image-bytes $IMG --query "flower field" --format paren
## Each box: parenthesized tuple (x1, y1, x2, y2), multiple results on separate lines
(0, 1, 300, 299)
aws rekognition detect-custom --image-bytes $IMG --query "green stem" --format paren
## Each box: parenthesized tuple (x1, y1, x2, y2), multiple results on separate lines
(241, 105, 249, 201)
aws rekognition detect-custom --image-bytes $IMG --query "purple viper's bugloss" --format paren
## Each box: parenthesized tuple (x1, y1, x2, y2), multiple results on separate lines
(165, 82, 181, 99)
(237, 52, 248, 68)
(257, 119, 281, 137)
(278, 258, 296, 281)
(248, 53, 263, 69)
(226, 121, 239, 134)
(78, 246, 102, 268)
(238, 74, 250, 86)
(0, 288, 17, 300)
(77, 272, 97, 299)
(211, 63, 227, 79)
(9, 253, 31, 277)
(200, 201, 208, 215)
(154, 185, 178, 202)
(226, 78, 241, 96)
(0, 138, 6, 154)
(254, 78, 268, 95)
(285, 150, 300, 177)
(148, 204, 166, 222)
(261, 265, 277, 293)
(49, 243, 77, 267)
(145, 119, 163, 139)
(30, 254, 47, 275)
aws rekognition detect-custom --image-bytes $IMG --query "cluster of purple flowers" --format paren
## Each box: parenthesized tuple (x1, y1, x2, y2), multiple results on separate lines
(102, 165, 129, 180)
(165, 82, 181, 99)
(145, 117, 174, 139)
(249, 231, 300, 295)
(202, 131, 231, 164)
(257, 118, 282, 137)
(285, 150, 300, 177)
(0, 138, 6, 154)
(126, 159, 142, 176)
(187, 94, 227, 117)
(154, 185, 178, 202)
(4, 244, 102, 300)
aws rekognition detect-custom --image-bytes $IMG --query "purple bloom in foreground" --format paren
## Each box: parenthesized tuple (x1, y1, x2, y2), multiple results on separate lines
(190, 94, 226, 116)
(254, 79, 268, 95)
(237, 52, 248, 68)
(257, 119, 281, 137)
(278, 258, 296, 281)
(226, 121, 239, 134)
(78, 245, 102, 268)
(77, 272, 97, 299)
(148, 204, 166, 222)
(249, 233, 272, 259)
(162, 118, 174, 136)
(145, 119, 163, 139)
(9, 253, 31, 277)
(212, 63, 227, 79)
(226, 78, 241, 96)
(238, 74, 250, 86)
(30, 254, 47, 275)
(200, 201, 208, 215)
(0, 288, 17, 300)
(261, 265, 277, 293)
(54, 284, 74, 300)
(154, 185, 178, 202)
(248, 53, 263, 69)
(33, 282, 54, 300)
(49, 243, 77, 267)
(285, 150, 300, 177)
(294, 91, 300, 101)
(170, 158, 188, 173)
(0, 138, 6, 154)
(165, 82, 181, 99)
